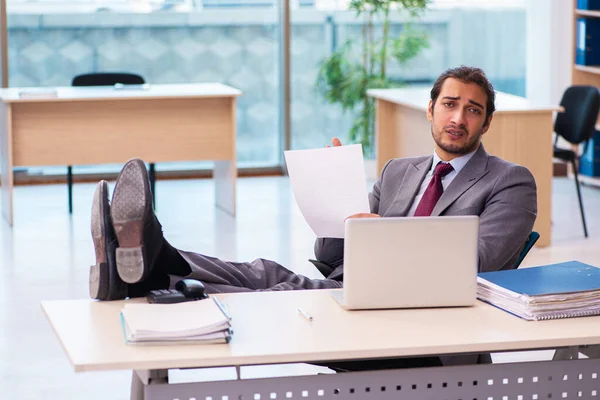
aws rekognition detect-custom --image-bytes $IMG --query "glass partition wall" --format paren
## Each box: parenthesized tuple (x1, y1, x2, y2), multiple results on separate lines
(3, 0, 527, 178)
(5, 0, 284, 179)
(289, 1, 527, 153)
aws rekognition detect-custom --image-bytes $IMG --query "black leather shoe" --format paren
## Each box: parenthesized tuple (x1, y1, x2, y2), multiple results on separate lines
(89, 180, 127, 300)
(111, 159, 164, 284)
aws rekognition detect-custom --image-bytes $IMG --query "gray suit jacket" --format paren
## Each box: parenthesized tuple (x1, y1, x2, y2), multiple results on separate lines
(314, 145, 537, 278)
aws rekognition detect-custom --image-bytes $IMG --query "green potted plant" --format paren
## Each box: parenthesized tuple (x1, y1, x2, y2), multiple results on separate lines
(316, 0, 430, 156)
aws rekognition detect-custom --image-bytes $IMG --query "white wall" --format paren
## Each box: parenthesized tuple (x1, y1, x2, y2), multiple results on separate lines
(526, 0, 573, 105)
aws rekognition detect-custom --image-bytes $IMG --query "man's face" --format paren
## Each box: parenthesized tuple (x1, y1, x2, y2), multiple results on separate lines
(427, 78, 492, 161)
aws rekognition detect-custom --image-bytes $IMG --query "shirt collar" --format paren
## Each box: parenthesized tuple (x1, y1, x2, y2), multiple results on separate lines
(431, 146, 478, 175)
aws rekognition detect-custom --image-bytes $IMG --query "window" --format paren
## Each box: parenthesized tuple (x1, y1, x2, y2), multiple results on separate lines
(4, 0, 526, 177)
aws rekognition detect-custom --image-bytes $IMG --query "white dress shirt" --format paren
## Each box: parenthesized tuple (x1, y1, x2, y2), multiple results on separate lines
(406, 148, 478, 216)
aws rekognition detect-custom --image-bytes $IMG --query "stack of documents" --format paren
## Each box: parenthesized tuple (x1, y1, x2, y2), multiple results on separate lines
(477, 261, 600, 321)
(120, 298, 232, 344)
(18, 88, 58, 99)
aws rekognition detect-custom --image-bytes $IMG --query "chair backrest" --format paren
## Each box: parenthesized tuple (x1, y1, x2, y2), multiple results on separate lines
(513, 231, 540, 269)
(554, 85, 600, 145)
(309, 258, 335, 278)
(72, 72, 145, 87)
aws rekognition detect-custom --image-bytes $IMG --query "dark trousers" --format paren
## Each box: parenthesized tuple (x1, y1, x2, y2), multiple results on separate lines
(170, 249, 343, 292)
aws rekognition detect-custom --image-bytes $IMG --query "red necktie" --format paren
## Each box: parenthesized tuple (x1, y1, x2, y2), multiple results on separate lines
(414, 162, 454, 217)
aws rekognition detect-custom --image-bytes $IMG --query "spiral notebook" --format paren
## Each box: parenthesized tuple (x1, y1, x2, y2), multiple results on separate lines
(477, 261, 600, 321)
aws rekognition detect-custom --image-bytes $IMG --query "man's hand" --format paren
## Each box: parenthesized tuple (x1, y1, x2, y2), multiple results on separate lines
(345, 213, 381, 221)
(326, 137, 343, 148)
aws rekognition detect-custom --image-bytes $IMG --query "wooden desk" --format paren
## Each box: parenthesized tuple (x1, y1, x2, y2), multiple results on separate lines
(368, 88, 561, 247)
(43, 290, 600, 400)
(0, 83, 241, 226)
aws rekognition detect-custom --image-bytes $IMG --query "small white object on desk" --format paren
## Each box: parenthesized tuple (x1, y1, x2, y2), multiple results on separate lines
(18, 88, 58, 98)
(297, 308, 313, 322)
(113, 83, 150, 90)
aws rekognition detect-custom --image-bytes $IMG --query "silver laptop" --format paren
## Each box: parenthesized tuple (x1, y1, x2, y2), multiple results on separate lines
(331, 216, 479, 310)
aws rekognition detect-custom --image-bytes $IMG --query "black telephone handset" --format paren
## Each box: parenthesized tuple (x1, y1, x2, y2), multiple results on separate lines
(146, 279, 208, 304)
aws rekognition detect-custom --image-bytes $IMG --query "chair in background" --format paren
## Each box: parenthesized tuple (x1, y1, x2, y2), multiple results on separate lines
(72, 72, 145, 87)
(68, 73, 156, 212)
(553, 85, 600, 238)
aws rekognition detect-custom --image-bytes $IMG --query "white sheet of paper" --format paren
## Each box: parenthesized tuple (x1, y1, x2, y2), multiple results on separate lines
(284, 144, 370, 238)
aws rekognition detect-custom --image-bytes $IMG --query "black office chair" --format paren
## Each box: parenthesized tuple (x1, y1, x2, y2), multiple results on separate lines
(553, 85, 600, 238)
(72, 72, 145, 87)
(513, 231, 539, 269)
(68, 73, 156, 213)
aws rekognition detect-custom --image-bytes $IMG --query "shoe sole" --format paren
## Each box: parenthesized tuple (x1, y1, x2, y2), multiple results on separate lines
(89, 181, 126, 300)
(90, 181, 109, 299)
(111, 159, 151, 284)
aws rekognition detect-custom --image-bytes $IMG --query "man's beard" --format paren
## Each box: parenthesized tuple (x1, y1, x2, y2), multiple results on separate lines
(432, 126, 483, 155)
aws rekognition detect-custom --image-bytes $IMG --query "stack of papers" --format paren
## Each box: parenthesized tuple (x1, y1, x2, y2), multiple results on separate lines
(120, 298, 232, 344)
(18, 88, 58, 99)
(477, 261, 600, 321)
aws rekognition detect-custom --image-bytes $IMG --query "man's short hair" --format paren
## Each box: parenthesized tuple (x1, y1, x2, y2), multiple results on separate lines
(430, 66, 496, 123)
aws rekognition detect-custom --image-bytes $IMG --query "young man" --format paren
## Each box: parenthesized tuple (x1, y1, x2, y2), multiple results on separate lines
(89, 66, 537, 302)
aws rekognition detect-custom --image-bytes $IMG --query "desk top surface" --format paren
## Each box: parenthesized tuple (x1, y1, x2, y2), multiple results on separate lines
(42, 289, 600, 373)
(367, 87, 562, 114)
(0, 82, 241, 103)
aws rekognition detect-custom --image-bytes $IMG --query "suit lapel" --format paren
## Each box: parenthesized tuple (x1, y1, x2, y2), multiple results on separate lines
(431, 145, 490, 216)
(390, 157, 433, 216)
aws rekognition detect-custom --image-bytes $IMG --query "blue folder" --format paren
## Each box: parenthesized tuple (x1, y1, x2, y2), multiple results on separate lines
(576, 18, 600, 66)
(578, 0, 600, 10)
(478, 261, 600, 296)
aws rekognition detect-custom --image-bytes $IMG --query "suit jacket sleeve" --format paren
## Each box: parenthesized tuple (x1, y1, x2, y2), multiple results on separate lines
(478, 164, 537, 272)
(313, 160, 393, 269)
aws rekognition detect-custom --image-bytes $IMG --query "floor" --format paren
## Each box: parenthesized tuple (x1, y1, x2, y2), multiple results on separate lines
(1, 176, 599, 400)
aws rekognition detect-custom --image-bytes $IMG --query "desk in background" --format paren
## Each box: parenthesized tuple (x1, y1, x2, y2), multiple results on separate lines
(0, 83, 241, 226)
(42, 289, 600, 400)
(368, 88, 561, 247)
